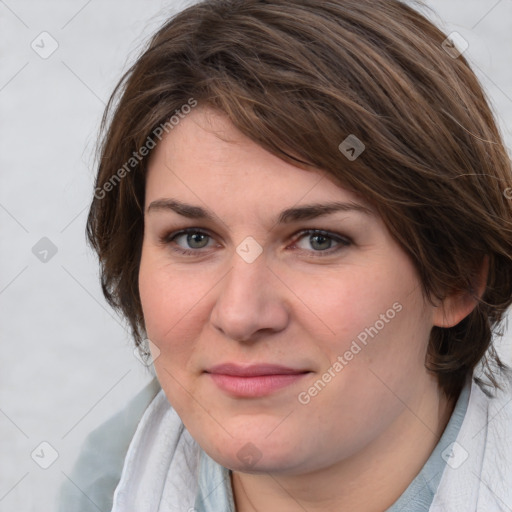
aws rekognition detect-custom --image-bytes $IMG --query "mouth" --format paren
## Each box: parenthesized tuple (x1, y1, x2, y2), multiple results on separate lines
(205, 363, 311, 398)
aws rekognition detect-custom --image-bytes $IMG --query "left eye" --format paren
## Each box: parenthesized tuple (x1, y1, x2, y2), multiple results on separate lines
(292, 229, 351, 254)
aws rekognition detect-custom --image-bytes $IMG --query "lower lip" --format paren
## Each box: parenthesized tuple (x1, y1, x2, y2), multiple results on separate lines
(207, 373, 309, 398)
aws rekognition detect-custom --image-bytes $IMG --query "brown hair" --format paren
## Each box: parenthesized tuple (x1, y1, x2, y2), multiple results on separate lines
(87, 0, 512, 400)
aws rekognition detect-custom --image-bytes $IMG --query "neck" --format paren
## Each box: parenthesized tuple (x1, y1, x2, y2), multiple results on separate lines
(231, 379, 457, 512)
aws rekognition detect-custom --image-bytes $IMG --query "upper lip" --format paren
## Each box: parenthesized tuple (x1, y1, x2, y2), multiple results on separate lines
(206, 363, 309, 377)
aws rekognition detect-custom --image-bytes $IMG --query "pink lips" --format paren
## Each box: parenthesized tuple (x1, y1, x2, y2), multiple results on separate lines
(205, 363, 310, 398)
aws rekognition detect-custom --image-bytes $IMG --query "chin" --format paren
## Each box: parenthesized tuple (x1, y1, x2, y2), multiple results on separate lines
(200, 435, 306, 475)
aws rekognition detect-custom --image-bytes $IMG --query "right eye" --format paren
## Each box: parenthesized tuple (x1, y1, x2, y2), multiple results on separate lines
(161, 228, 218, 256)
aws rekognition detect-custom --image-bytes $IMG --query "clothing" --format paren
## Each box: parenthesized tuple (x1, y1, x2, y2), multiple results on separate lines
(58, 369, 512, 512)
(57, 377, 162, 512)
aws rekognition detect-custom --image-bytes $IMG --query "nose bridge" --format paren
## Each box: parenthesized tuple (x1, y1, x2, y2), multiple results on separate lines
(222, 234, 270, 301)
(219, 249, 271, 314)
(210, 246, 288, 341)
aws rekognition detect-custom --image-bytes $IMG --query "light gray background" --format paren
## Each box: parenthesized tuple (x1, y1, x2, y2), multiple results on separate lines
(1, 1, 511, 510)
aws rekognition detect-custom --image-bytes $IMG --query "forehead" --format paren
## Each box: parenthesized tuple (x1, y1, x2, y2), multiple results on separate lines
(145, 107, 370, 216)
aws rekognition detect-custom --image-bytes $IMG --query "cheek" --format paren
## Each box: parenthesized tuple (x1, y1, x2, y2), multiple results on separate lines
(290, 273, 431, 460)
(138, 251, 211, 357)
(285, 260, 416, 341)
(287, 258, 431, 383)
(138, 251, 215, 421)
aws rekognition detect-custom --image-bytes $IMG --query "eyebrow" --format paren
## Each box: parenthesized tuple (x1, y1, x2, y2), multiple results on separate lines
(146, 198, 373, 224)
(147, 199, 374, 224)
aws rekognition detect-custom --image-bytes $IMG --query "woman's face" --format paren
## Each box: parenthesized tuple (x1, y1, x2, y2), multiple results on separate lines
(139, 106, 440, 475)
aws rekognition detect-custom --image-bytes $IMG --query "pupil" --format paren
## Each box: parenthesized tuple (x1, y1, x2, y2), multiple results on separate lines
(312, 234, 330, 250)
(189, 232, 207, 248)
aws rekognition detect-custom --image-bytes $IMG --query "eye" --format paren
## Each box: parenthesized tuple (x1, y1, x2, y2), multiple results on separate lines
(162, 228, 217, 255)
(291, 229, 351, 256)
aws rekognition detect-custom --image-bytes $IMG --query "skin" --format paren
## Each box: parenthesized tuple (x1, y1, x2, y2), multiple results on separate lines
(138, 106, 478, 511)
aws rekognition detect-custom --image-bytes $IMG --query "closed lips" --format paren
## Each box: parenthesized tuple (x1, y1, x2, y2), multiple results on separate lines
(206, 363, 310, 377)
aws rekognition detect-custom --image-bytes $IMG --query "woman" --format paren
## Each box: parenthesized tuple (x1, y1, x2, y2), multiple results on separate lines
(59, 0, 512, 510)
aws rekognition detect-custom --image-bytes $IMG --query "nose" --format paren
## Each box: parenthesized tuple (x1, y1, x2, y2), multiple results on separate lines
(209, 250, 290, 343)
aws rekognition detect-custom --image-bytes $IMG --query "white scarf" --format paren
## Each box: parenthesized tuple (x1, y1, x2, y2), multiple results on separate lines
(111, 390, 200, 511)
(430, 373, 512, 511)
(112, 373, 512, 512)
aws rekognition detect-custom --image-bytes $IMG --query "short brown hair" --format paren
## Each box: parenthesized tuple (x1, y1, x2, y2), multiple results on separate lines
(87, 0, 512, 400)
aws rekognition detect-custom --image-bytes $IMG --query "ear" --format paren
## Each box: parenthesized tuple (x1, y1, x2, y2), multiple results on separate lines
(432, 256, 489, 328)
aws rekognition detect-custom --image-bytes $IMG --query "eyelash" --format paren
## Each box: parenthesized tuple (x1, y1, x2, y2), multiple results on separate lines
(160, 227, 352, 258)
